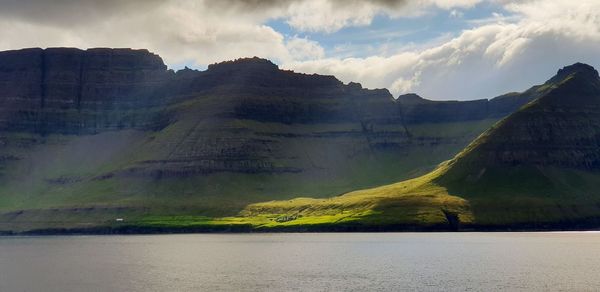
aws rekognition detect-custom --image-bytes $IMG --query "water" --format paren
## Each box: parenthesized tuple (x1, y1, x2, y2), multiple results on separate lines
(1, 233, 600, 291)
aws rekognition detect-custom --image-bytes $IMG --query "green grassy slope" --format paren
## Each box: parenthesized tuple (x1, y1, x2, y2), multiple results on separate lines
(0, 94, 498, 232)
(433, 63, 600, 227)
(0, 84, 544, 232)
(0, 52, 550, 233)
(0, 52, 542, 233)
(191, 63, 600, 231)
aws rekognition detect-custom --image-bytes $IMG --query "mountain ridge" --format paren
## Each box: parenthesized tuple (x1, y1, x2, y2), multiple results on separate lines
(220, 62, 600, 231)
(0, 47, 573, 232)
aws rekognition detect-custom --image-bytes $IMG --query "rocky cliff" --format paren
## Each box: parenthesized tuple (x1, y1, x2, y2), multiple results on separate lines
(0, 48, 539, 231)
(230, 62, 600, 231)
(0, 48, 173, 134)
(0, 49, 534, 135)
(0, 48, 532, 178)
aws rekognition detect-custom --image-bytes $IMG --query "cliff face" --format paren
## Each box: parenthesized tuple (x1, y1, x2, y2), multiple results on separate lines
(0, 49, 533, 135)
(0, 48, 538, 228)
(0, 48, 171, 134)
(116, 58, 408, 177)
(235, 63, 600, 231)
(396, 91, 537, 124)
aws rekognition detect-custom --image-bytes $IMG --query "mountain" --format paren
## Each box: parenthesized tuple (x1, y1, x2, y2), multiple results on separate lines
(0, 48, 535, 232)
(435, 62, 600, 228)
(0, 48, 171, 134)
(227, 62, 600, 231)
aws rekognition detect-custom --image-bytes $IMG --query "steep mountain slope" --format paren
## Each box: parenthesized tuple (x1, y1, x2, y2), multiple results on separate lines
(436, 63, 600, 227)
(0, 48, 535, 232)
(227, 63, 600, 231)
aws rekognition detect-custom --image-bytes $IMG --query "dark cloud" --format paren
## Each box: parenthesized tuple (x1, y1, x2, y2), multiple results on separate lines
(332, 0, 407, 8)
(203, 0, 299, 11)
(0, 0, 164, 27)
(0, 0, 412, 26)
(204, 0, 408, 11)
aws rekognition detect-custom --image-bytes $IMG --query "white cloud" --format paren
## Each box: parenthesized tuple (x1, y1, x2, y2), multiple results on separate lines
(449, 9, 464, 18)
(285, 0, 600, 100)
(431, 0, 481, 10)
(285, 0, 380, 33)
(0, 0, 294, 66)
(283, 0, 483, 33)
(0, 0, 478, 65)
(0, 0, 598, 101)
(285, 37, 326, 61)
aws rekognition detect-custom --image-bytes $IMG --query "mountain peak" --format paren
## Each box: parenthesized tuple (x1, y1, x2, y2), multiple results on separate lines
(206, 57, 278, 72)
(440, 62, 600, 175)
(396, 93, 427, 103)
(558, 62, 598, 76)
(549, 62, 599, 84)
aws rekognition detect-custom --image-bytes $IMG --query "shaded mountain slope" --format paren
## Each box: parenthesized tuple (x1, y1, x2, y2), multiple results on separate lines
(434, 63, 600, 226)
(225, 63, 600, 231)
(0, 48, 538, 232)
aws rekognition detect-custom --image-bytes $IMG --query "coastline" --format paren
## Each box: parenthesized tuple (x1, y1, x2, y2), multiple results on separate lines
(3, 221, 600, 236)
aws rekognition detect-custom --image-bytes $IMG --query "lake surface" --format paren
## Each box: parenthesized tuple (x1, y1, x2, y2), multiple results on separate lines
(1, 233, 600, 291)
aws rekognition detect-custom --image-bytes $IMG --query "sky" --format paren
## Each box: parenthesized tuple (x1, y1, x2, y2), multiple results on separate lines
(0, 0, 599, 100)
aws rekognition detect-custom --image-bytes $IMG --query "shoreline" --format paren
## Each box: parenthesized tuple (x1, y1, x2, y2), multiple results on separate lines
(3, 222, 600, 236)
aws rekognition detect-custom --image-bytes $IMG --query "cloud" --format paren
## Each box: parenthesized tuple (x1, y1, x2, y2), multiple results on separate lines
(208, 0, 483, 34)
(283, 0, 482, 33)
(0, 0, 597, 101)
(0, 0, 296, 66)
(449, 9, 464, 18)
(285, 0, 600, 100)
(285, 37, 326, 60)
(285, 0, 382, 33)
(0, 0, 483, 66)
(0, 0, 165, 26)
